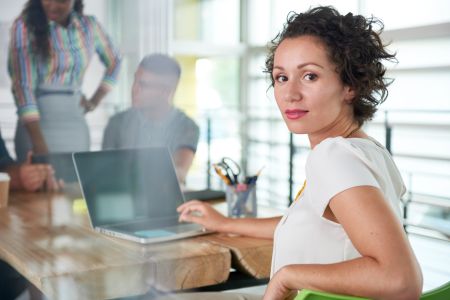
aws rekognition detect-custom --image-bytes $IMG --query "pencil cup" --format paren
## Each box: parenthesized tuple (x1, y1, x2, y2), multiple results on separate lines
(226, 183, 257, 218)
(0, 172, 10, 208)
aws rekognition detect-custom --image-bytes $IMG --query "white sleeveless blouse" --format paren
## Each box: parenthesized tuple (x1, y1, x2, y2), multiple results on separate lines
(271, 137, 406, 276)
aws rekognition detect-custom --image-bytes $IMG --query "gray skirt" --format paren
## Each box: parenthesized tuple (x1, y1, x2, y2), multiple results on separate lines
(14, 84, 90, 163)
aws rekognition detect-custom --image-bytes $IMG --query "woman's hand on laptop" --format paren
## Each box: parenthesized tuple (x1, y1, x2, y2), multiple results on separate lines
(177, 200, 228, 232)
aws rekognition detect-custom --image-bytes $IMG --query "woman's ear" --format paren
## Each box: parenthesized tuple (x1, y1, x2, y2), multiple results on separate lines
(343, 86, 356, 104)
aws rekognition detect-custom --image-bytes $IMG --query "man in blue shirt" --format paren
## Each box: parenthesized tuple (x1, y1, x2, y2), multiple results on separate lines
(102, 54, 200, 185)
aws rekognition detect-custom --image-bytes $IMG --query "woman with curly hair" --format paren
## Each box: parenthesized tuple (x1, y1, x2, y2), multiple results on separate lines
(8, 0, 121, 162)
(176, 6, 423, 300)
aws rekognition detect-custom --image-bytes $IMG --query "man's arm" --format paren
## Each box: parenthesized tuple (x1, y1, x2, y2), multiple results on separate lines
(173, 147, 195, 185)
(172, 114, 200, 184)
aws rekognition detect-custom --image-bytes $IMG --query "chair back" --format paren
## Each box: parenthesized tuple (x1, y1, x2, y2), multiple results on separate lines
(420, 281, 450, 300)
(295, 289, 368, 300)
(294, 282, 450, 300)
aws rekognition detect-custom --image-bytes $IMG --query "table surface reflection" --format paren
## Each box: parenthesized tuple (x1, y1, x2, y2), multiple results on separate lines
(0, 191, 278, 299)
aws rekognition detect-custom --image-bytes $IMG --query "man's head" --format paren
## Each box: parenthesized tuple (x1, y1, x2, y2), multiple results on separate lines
(132, 54, 181, 112)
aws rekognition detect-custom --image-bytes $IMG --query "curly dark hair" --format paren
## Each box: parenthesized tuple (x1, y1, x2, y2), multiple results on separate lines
(22, 0, 84, 60)
(265, 6, 397, 126)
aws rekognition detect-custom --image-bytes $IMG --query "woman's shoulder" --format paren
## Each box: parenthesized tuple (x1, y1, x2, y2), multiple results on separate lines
(74, 13, 101, 27)
(308, 136, 386, 168)
(314, 136, 383, 154)
(9, 16, 31, 46)
(310, 136, 352, 157)
(11, 15, 27, 31)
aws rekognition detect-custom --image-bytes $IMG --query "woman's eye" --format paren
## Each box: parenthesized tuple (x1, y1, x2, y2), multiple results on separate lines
(304, 73, 317, 81)
(275, 75, 288, 83)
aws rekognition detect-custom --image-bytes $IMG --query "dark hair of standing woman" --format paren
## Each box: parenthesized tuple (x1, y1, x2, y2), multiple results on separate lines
(22, 0, 84, 60)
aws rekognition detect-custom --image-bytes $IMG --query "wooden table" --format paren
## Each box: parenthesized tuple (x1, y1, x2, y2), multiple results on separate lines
(0, 191, 279, 299)
(201, 202, 280, 279)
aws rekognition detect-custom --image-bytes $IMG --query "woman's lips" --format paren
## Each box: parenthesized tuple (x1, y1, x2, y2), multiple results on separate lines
(285, 109, 308, 120)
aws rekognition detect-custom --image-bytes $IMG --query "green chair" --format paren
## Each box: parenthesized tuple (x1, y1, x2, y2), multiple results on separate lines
(421, 281, 450, 300)
(294, 289, 368, 300)
(294, 281, 450, 300)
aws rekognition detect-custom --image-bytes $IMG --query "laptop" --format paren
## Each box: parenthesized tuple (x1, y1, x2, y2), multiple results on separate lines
(73, 147, 208, 244)
(183, 189, 226, 201)
(32, 152, 78, 183)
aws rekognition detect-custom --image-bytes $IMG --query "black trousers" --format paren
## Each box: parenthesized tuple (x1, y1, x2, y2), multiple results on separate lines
(0, 260, 27, 300)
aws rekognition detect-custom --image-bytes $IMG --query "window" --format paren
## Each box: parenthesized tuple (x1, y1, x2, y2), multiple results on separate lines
(244, 0, 450, 215)
(110, 0, 450, 221)
(172, 0, 243, 189)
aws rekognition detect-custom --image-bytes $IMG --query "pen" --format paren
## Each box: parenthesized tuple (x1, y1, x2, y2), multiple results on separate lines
(213, 164, 232, 185)
(244, 166, 264, 185)
(233, 166, 264, 216)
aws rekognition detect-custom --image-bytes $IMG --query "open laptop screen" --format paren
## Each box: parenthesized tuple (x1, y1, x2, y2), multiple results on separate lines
(73, 147, 185, 228)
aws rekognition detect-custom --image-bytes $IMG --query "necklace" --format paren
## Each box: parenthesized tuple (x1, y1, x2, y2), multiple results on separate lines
(293, 126, 360, 203)
(293, 180, 307, 203)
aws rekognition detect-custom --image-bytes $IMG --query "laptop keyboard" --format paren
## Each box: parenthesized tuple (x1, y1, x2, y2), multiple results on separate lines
(107, 217, 179, 232)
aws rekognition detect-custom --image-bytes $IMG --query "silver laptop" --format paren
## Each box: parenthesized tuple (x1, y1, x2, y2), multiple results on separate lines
(73, 147, 208, 244)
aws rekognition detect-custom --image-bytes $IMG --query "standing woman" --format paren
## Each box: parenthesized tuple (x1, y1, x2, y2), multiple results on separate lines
(8, 0, 121, 162)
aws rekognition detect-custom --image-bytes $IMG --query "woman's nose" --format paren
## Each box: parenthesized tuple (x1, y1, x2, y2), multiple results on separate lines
(284, 81, 302, 102)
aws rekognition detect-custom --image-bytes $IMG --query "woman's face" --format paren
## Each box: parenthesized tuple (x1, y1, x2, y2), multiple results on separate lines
(40, 0, 75, 25)
(272, 35, 355, 138)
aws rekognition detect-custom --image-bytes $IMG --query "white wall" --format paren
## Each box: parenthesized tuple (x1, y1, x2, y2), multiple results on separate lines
(0, 0, 27, 155)
(0, 0, 26, 21)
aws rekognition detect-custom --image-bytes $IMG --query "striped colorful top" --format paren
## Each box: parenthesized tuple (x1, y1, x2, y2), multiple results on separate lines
(8, 12, 122, 123)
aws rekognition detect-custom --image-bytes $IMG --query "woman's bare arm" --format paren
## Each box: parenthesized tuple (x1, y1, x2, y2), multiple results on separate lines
(264, 186, 422, 300)
(25, 121, 48, 154)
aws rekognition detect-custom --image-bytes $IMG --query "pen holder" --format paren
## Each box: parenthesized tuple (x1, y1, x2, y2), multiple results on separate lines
(226, 183, 257, 218)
